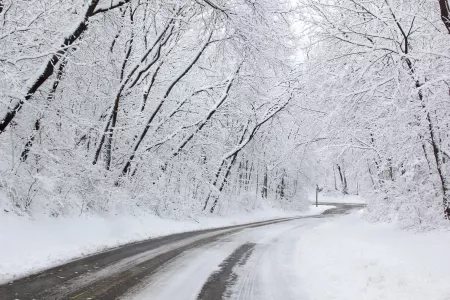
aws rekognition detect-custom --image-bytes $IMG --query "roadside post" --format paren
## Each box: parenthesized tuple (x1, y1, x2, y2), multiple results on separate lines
(315, 185, 322, 207)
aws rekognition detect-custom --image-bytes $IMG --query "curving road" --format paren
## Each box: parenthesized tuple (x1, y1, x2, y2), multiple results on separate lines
(0, 203, 364, 300)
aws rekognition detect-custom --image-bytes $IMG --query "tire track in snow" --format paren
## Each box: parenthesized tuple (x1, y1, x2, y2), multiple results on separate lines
(197, 243, 256, 300)
(125, 218, 307, 300)
(227, 221, 319, 300)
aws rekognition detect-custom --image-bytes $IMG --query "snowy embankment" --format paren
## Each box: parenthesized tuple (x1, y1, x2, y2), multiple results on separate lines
(296, 210, 450, 300)
(0, 205, 331, 284)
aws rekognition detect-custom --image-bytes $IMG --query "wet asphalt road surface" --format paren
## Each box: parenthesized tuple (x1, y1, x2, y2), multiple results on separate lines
(0, 203, 364, 300)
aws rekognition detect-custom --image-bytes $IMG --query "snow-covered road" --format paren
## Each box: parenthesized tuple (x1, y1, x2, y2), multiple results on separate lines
(127, 216, 323, 300)
(6, 201, 447, 300)
(0, 204, 362, 300)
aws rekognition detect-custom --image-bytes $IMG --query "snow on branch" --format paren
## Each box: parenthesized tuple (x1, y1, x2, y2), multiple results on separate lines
(93, 0, 132, 15)
(169, 63, 242, 159)
(0, 0, 101, 134)
(221, 96, 291, 162)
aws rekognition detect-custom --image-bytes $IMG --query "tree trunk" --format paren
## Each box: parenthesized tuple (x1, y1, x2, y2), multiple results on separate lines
(203, 123, 248, 211)
(439, 0, 450, 33)
(20, 55, 68, 162)
(408, 58, 450, 218)
(93, 18, 175, 167)
(20, 119, 40, 162)
(367, 161, 375, 187)
(278, 172, 286, 199)
(168, 67, 239, 161)
(337, 164, 348, 194)
(333, 165, 338, 190)
(427, 111, 450, 219)
(210, 152, 240, 213)
(118, 32, 212, 179)
(262, 168, 268, 198)
(0, 0, 101, 134)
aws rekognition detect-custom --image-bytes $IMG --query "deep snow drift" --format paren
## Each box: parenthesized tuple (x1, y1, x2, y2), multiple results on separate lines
(296, 210, 450, 300)
(0, 204, 331, 284)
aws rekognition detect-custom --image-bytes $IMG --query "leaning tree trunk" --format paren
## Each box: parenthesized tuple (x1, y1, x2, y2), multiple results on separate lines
(0, 0, 102, 134)
(20, 119, 40, 162)
(117, 32, 212, 179)
(93, 19, 175, 167)
(20, 55, 68, 162)
(105, 10, 136, 170)
(210, 152, 240, 213)
(203, 123, 248, 211)
(0, 0, 134, 135)
(387, 0, 450, 218)
(439, 0, 450, 33)
(168, 66, 239, 162)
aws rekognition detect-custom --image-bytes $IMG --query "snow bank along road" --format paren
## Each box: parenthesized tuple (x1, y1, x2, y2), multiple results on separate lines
(0, 203, 363, 300)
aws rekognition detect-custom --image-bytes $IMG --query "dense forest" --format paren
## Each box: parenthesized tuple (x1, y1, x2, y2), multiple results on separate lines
(1, 0, 449, 228)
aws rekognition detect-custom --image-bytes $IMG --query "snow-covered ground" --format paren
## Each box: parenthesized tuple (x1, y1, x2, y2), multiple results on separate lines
(296, 210, 450, 300)
(0, 205, 331, 284)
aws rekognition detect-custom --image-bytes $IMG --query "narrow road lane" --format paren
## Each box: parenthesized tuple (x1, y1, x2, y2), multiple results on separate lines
(0, 203, 364, 299)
